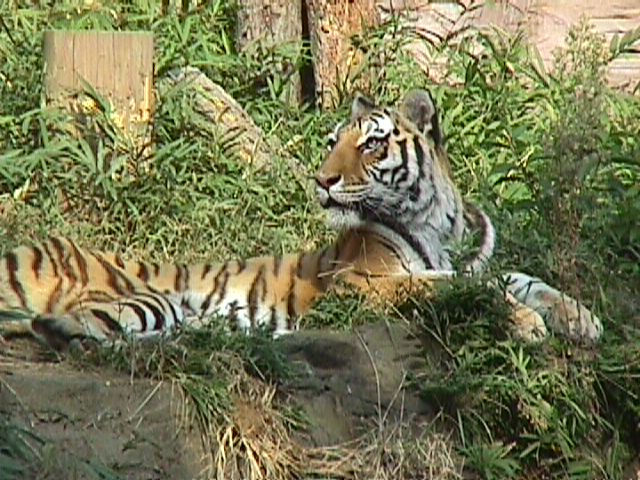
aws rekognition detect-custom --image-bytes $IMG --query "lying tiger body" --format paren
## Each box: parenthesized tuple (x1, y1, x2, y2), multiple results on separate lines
(0, 90, 603, 348)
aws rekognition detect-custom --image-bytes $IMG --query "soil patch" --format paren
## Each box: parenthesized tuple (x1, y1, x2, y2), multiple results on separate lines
(1, 320, 449, 479)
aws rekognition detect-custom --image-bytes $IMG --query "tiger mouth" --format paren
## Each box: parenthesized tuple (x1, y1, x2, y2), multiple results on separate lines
(315, 186, 363, 212)
(318, 196, 344, 209)
(317, 193, 358, 212)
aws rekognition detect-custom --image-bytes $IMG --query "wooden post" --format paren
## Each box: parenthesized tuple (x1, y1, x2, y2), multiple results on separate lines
(43, 30, 154, 155)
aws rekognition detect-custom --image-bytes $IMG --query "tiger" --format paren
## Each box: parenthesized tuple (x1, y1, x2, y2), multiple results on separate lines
(0, 89, 603, 350)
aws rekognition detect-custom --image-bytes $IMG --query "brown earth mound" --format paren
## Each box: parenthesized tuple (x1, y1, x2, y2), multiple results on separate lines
(1, 321, 461, 480)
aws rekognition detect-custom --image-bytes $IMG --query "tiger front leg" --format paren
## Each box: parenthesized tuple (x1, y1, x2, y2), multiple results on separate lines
(502, 272, 603, 343)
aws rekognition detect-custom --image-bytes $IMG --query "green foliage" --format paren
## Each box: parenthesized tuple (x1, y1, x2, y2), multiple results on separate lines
(460, 441, 521, 480)
(0, 417, 43, 480)
(405, 275, 640, 479)
(0, 1, 324, 261)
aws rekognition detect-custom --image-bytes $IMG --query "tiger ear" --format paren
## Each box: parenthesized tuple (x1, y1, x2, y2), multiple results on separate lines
(350, 93, 376, 121)
(400, 89, 443, 147)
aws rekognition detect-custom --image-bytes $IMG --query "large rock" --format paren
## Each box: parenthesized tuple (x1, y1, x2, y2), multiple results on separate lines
(0, 359, 206, 479)
(279, 320, 433, 446)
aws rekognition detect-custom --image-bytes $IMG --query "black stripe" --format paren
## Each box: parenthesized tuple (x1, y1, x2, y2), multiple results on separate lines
(90, 252, 135, 294)
(137, 262, 149, 282)
(164, 297, 180, 326)
(31, 246, 43, 280)
(174, 264, 184, 291)
(247, 265, 266, 327)
(45, 277, 64, 313)
(236, 259, 246, 273)
(200, 290, 214, 315)
(382, 217, 434, 270)
(414, 135, 425, 172)
(144, 290, 180, 327)
(408, 182, 421, 202)
(42, 242, 59, 277)
(51, 237, 76, 285)
(114, 254, 125, 269)
(69, 240, 89, 285)
(215, 266, 230, 306)
(427, 91, 443, 147)
(49, 237, 66, 264)
(409, 136, 426, 201)
(371, 168, 384, 183)
(183, 265, 190, 290)
(6, 252, 27, 308)
(121, 301, 148, 331)
(136, 290, 168, 311)
(375, 166, 392, 184)
(286, 266, 297, 318)
(136, 298, 165, 330)
(201, 264, 212, 280)
(269, 306, 278, 333)
(200, 265, 227, 314)
(273, 255, 282, 277)
(90, 308, 123, 333)
(259, 265, 268, 302)
(295, 254, 305, 278)
(376, 237, 410, 271)
(390, 138, 409, 185)
(80, 289, 116, 304)
(446, 213, 456, 227)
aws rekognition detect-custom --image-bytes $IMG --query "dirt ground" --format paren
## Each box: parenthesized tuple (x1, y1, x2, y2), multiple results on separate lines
(0, 321, 446, 480)
(1, 345, 207, 479)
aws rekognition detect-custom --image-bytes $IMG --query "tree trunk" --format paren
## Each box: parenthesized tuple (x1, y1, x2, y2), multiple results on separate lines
(235, 0, 303, 106)
(305, 0, 380, 108)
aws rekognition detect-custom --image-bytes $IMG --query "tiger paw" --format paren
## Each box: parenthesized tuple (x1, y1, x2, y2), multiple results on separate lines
(508, 303, 548, 343)
(546, 297, 603, 343)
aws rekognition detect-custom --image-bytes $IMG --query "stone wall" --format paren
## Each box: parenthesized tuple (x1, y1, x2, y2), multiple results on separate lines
(379, 0, 640, 89)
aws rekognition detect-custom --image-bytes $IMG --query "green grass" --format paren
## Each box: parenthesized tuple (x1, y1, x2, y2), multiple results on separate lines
(1, 2, 639, 479)
(401, 276, 638, 479)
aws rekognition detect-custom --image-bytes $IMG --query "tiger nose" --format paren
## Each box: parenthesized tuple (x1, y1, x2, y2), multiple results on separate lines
(314, 172, 342, 190)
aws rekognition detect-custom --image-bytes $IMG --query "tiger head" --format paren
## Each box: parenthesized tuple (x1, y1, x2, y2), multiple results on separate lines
(315, 89, 451, 230)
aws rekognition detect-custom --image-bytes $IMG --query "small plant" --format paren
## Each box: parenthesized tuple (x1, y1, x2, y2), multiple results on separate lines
(460, 441, 520, 480)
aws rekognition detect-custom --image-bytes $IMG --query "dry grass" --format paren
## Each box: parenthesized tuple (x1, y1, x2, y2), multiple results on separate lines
(175, 355, 462, 480)
(305, 423, 463, 480)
